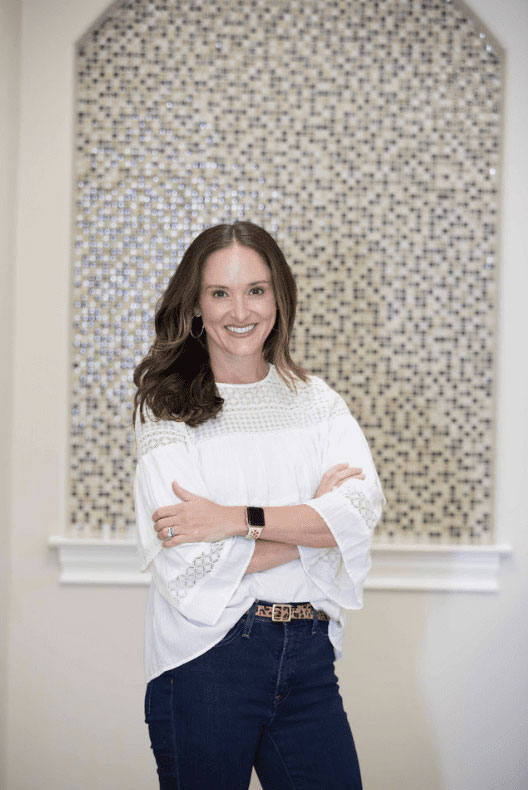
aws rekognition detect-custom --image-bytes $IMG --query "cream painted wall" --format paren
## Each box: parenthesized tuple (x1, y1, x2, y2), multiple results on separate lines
(0, 1, 21, 788)
(4, 1, 527, 790)
(6, 3, 155, 789)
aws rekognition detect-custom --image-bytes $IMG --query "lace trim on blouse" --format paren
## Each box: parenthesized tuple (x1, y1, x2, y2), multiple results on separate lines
(134, 369, 336, 455)
(166, 542, 226, 607)
(135, 407, 187, 461)
(339, 488, 378, 533)
(328, 391, 385, 535)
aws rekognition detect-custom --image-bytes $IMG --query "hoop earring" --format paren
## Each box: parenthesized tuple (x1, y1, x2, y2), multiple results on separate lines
(190, 315, 205, 339)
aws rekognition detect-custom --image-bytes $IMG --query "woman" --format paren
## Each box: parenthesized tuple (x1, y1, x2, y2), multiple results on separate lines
(132, 221, 385, 790)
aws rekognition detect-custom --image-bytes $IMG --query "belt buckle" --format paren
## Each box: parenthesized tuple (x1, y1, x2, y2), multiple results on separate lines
(272, 604, 292, 622)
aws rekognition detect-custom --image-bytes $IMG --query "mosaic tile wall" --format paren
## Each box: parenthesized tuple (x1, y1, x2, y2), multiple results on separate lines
(70, 0, 501, 543)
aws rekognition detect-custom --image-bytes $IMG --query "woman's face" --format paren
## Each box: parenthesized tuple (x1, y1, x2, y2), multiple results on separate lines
(197, 242, 277, 371)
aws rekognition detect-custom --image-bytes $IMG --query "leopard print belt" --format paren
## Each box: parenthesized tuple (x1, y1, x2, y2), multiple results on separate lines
(251, 602, 330, 623)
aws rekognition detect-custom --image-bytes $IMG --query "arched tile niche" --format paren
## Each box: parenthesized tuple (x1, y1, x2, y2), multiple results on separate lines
(68, 0, 502, 546)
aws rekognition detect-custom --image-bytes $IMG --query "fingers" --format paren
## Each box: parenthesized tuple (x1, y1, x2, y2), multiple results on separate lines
(326, 463, 365, 481)
(162, 537, 183, 547)
(331, 470, 365, 490)
(153, 516, 177, 534)
(324, 463, 349, 476)
(157, 525, 176, 541)
(346, 468, 365, 478)
(152, 504, 181, 522)
(335, 470, 365, 483)
(159, 528, 186, 547)
(162, 536, 180, 547)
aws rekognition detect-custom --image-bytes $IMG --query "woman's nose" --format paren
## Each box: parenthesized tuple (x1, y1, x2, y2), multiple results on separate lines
(230, 296, 252, 321)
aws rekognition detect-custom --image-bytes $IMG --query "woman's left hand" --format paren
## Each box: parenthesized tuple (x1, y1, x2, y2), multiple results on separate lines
(152, 481, 235, 546)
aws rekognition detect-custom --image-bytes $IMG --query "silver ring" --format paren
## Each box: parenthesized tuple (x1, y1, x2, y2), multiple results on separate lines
(166, 526, 174, 539)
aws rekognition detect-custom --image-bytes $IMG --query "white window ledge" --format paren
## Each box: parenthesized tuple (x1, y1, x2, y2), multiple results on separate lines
(48, 536, 513, 592)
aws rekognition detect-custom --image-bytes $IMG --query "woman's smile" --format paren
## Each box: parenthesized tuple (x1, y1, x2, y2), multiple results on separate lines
(225, 323, 257, 335)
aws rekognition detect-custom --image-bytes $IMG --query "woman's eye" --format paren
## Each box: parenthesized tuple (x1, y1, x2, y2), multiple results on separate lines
(212, 287, 265, 298)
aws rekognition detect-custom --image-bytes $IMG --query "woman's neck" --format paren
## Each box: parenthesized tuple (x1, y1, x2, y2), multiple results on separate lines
(212, 359, 270, 385)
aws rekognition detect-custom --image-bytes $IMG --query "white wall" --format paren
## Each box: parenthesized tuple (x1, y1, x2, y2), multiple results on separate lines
(3, 1, 528, 789)
(0, 0, 21, 788)
(5, 2, 156, 788)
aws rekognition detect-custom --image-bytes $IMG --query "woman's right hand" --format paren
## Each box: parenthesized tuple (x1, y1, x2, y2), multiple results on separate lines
(314, 463, 365, 498)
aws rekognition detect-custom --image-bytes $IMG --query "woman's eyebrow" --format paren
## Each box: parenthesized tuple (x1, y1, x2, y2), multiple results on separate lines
(205, 280, 270, 290)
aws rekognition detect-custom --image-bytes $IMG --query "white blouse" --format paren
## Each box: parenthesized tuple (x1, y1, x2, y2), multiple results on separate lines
(134, 363, 385, 683)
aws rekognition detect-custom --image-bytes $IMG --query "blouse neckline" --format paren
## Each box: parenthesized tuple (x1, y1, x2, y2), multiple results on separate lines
(215, 363, 274, 389)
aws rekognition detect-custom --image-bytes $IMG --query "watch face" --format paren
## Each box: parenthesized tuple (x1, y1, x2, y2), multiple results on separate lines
(247, 506, 265, 527)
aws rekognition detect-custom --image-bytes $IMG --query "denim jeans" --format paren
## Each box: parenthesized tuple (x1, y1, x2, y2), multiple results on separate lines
(144, 600, 363, 790)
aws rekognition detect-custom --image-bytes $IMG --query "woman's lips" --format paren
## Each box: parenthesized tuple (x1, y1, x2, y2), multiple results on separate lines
(225, 324, 257, 335)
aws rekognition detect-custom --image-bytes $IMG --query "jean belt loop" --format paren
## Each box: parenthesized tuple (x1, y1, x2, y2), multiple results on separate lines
(311, 605, 319, 635)
(242, 600, 259, 638)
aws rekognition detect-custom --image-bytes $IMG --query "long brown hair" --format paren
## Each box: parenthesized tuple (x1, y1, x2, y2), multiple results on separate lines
(132, 221, 308, 428)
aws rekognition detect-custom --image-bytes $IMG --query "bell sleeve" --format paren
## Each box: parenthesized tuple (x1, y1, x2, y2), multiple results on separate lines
(298, 388, 386, 609)
(133, 407, 255, 626)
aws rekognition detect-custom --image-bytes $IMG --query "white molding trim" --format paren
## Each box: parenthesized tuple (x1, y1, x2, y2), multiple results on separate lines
(366, 542, 513, 592)
(48, 536, 513, 591)
(48, 536, 145, 585)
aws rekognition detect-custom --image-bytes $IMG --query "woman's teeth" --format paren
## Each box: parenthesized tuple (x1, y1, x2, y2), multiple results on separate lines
(226, 324, 256, 334)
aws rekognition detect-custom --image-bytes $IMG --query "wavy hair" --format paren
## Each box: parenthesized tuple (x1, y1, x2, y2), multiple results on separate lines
(132, 221, 308, 428)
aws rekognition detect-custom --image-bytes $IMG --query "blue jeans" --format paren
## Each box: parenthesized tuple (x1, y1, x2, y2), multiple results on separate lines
(144, 600, 362, 789)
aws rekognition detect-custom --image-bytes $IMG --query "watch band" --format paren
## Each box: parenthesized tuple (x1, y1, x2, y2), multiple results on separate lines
(244, 506, 265, 539)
